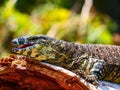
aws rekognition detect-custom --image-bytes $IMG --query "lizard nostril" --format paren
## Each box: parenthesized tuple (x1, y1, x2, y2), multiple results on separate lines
(12, 40, 17, 44)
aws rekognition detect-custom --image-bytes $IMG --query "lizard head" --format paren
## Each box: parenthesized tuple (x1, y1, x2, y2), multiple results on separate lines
(12, 35, 57, 60)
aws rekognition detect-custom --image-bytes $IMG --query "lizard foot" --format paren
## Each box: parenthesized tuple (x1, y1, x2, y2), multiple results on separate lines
(74, 70, 98, 86)
(85, 75, 98, 86)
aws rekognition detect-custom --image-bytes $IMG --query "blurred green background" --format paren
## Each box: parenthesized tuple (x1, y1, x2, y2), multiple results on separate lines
(0, 0, 120, 57)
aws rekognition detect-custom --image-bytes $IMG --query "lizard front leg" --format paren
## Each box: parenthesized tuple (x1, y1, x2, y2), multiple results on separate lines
(86, 58, 106, 86)
(76, 58, 106, 86)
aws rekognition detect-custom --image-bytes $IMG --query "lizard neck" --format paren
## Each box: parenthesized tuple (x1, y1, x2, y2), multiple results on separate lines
(43, 40, 88, 70)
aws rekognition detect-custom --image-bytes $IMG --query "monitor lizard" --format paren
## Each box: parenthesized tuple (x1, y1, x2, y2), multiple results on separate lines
(11, 35, 120, 85)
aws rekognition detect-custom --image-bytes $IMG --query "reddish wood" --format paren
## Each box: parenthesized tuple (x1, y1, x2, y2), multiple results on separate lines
(0, 54, 89, 90)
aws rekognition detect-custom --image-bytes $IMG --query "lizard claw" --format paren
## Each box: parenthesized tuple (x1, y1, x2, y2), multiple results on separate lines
(85, 75, 98, 86)
(74, 70, 99, 86)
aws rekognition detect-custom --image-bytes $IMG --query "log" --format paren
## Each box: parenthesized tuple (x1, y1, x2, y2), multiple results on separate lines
(0, 54, 96, 90)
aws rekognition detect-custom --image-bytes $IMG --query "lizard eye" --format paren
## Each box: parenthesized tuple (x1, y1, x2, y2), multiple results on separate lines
(32, 37, 37, 40)
(29, 37, 38, 40)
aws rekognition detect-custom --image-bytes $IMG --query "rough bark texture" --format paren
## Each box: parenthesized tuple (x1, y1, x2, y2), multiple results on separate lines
(0, 54, 91, 90)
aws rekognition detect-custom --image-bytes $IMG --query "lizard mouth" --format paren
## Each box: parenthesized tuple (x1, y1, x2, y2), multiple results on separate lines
(18, 44, 34, 48)
(13, 44, 34, 50)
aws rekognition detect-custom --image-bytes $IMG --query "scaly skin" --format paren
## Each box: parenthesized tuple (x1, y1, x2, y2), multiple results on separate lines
(12, 35, 120, 85)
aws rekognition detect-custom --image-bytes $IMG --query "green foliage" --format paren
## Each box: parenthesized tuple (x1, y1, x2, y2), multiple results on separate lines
(51, 0, 74, 9)
(15, 0, 36, 14)
(0, 0, 117, 57)
(86, 15, 113, 44)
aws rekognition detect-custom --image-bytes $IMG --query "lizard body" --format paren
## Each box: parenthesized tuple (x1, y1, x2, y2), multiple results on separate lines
(12, 35, 120, 85)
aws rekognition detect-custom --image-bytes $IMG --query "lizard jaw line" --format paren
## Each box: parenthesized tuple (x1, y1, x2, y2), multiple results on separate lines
(12, 44, 35, 51)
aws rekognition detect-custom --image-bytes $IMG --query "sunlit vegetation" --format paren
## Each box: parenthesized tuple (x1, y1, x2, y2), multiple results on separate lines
(0, 0, 118, 57)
